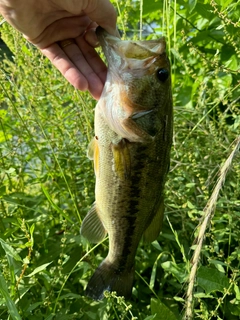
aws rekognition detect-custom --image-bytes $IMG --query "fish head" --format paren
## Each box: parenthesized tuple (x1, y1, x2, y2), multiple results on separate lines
(96, 27, 171, 109)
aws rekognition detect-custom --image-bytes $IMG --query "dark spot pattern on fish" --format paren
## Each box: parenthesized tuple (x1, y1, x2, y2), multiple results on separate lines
(116, 153, 145, 268)
(118, 215, 137, 265)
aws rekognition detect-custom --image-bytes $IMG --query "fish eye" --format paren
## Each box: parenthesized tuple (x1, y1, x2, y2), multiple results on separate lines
(156, 68, 169, 82)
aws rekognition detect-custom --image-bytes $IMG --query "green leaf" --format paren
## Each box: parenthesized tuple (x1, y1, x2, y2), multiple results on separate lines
(224, 54, 238, 71)
(26, 302, 43, 312)
(143, 0, 162, 15)
(29, 224, 35, 247)
(41, 185, 74, 223)
(144, 315, 157, 320)
(58, 293, 81, 300)
(234, 284, 240, 301)
(0, 238, 22, 262)
(195, 3, 214, 20)
(45, 314, 55, 320)
(21, 45, 33, 56)
(208, 259, 227, 273)
(151, 240, 162, 251)
(151, 298, 179, 320)
(0, 185, 6, 196)
(85, 311, 97, 319)
(189, 0, 197, 13)
(187, 200, 195, 209)
(215, 0, 233, 9)
(5, 167, 16, 174)
(25, 262, 53, 277)
(186, 183, 196, 188)
(197, 266, 230, 294)
(0, 270, 21, 320)
(161, 261, 187, 283)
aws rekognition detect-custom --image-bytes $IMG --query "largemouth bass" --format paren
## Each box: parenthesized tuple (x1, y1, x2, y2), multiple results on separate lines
(81, 27, 173, 300)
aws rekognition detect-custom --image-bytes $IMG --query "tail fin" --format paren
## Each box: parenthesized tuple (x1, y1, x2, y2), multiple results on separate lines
(86, 259, 134, 300)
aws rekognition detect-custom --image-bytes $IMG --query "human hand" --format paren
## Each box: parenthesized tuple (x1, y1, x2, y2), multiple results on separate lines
(0, 0, 118, 99)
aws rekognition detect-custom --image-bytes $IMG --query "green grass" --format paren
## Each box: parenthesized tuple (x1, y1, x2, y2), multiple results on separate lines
(0, 0, 240, 319)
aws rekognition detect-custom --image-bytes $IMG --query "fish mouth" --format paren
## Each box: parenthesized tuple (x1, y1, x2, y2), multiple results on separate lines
(96, 27, 166, 72)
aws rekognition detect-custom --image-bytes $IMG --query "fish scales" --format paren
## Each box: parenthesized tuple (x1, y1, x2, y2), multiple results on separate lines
(81, 27, 173, 300)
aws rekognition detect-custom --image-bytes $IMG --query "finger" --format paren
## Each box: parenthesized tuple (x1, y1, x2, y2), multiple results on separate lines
(42, 41, 105, 100)
(81, 0, 118, 36)
(28, 16, 91, 48)
(84, 28, 99, 48)
(73, 35, 107, 98)
(57, 0, 117, 35)
(41, 43, 88, 92)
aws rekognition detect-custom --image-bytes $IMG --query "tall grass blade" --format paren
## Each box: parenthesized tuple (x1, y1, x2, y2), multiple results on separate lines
(184, 136, 240, 320)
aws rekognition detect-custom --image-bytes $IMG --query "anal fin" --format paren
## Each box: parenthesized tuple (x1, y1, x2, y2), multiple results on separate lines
(80, 203, 107, 243)
(143, 199, 164, 242)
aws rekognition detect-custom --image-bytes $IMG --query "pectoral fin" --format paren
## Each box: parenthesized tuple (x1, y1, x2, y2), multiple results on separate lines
(80, 203, 107, 243)
(121, 113, 154, 143)
(111, 139, 131, 180)
(132, 109, 159, 137)
(143, 199, 164, 242)
(87, 137, 100, 176)
(87, 137, 95, 160)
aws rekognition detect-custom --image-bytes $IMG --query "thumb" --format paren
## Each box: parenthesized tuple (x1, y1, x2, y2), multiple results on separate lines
(83, 0, 118, 36)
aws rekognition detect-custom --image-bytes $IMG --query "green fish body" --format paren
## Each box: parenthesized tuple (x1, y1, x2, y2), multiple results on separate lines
(81, 27, 173, 300)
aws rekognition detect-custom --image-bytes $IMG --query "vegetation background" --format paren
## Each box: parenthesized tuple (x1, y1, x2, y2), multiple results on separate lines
(0, 0, 239, 319)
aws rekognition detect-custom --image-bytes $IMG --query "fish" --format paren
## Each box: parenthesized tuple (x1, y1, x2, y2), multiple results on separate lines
(80, 27, 173, 300)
